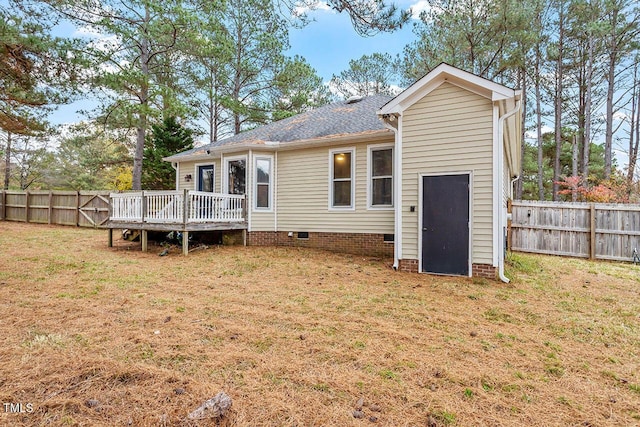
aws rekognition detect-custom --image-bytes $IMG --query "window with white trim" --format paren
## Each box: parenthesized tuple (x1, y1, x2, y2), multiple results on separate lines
(370, 147, 393, 207)
(330, 148, 354, 209)
(254, 157, 271, 210)
(226, 158, 246, 195)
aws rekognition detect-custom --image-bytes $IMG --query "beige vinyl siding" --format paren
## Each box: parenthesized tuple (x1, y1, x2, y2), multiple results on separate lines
(503, 152, 511, 206)
(176, 159, 221, 192)
(401, 82, 494, 264)
(276, 140, 395, 233)
(250, 151, 275, 232)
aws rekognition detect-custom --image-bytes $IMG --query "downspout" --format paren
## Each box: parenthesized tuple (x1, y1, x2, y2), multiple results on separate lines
(171, 162, 178, 190)
(380, 114, 400, 270)
(509, 176, 520, 200)
(497, 99, 522, 283)
(248, 150, 252, 233)
(274, 150, 278, 233)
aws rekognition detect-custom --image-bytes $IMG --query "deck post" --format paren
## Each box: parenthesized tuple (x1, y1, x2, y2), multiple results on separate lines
(141, 190, 146, 223)
(182, 231, 189, 255)
(141, 229, 148, 252)
(183, 188, 189, 226)
(243, 229, 247, 246)
(108, 228, 113, 247)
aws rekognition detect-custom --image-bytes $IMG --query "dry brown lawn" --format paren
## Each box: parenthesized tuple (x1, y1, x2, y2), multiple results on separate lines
(0, 222, 639, 426)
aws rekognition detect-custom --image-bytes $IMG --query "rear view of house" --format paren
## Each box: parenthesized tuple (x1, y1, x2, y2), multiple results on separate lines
(109, 63, 521, 280)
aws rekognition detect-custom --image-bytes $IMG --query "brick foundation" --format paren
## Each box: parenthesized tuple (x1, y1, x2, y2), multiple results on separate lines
(398, 259, 497, 279)
(247, 231, 394, 258)
(398, 259, 419, 273)
(246, 232, 497, 278)
(471, 263, 498, 279)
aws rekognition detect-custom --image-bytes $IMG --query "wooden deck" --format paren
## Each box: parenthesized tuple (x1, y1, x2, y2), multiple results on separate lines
(105, 190, 247, 255)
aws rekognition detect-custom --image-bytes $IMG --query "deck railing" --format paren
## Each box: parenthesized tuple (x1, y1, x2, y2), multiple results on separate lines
(110, 190, 245, 224)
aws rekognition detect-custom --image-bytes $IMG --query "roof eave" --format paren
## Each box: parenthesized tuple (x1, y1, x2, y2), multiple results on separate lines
(164, 129, 393, 162)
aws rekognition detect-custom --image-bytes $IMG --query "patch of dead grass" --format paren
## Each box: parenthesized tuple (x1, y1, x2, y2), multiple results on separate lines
(0, 222, 639, 426)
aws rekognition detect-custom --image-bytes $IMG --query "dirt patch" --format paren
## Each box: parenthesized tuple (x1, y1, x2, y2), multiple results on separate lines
(0, 222, 639, 426)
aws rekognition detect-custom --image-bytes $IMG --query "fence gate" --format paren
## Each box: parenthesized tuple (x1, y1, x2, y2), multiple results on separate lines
(79, 193, 111, 227)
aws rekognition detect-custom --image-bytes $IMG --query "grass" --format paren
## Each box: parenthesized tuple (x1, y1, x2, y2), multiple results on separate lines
(0, 222, 639, 426)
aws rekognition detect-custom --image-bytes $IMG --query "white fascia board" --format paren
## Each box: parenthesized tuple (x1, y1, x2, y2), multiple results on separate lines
(167, 130, 393, 164)
(379, 63, 519, 115)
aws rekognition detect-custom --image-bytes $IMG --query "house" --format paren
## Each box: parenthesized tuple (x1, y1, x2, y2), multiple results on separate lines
(108, 63, 521, 281)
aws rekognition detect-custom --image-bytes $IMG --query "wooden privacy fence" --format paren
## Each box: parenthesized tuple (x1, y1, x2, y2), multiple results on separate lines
(510, 200, 640, 262)
(0, 190, 111, 227)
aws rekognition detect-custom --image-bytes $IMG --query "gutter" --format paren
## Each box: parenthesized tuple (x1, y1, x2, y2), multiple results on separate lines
(163, 130, 393, 163)
(497, 99, 522, 283)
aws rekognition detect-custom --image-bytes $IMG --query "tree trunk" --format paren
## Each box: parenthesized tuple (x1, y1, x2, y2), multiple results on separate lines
(604, 48, 617, 179)
(553, 2, 564, 201)
(582, 34, 594, 183)
(132, 7, 151, 191)
(516, 66, 527, 200)
(535, 38, 544, 201)
(572, 134, 578, 201)
(630, 64, 640, 191)
(4, 132, 11, 190)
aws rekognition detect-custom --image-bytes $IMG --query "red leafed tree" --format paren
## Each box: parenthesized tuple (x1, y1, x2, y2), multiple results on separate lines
(556, 175, 630, 203)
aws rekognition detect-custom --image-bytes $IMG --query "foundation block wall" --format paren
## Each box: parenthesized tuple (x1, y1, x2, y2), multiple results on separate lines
(247, 231, 394, 258)
(471, 263, 498, 279)
(246, 232, 498, 279)
(399, 259, 497, 279)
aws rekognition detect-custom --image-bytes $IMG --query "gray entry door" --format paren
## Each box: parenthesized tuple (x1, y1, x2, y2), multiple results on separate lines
(421, 174, 470, 276)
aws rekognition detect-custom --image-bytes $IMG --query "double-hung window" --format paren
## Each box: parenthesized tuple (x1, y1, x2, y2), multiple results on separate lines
(369, 145, 393, 208)
(254, 156, 272, 210)
(225, 157, 246, 195)
(330, 148, 355, 209)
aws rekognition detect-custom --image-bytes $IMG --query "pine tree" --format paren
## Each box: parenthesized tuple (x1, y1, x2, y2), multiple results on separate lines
(142, 117, 194, 190)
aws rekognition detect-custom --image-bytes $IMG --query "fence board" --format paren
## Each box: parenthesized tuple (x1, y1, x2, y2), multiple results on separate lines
(511, 200, 640, 261)
(0, 190, 110, 228)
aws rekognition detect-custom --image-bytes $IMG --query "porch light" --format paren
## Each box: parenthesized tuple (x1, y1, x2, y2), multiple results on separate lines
(336, 153, 345, 161)
(185, 174, 192, 182)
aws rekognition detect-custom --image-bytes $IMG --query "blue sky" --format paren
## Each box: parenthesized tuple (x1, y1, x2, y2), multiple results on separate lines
(50, 1, 423, 126)
(286, 3, 418, 82)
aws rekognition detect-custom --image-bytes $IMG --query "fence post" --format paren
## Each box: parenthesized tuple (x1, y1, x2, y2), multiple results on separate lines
(48, 191, 53, 225)
(75, 191, 81, 226)
(590, 203, 596, 260)
(24, 191, 30, 223)
(1, 190, 5, 220)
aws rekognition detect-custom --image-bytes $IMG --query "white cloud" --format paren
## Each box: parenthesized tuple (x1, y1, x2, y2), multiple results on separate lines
(408, 0, 432, 19)
(525, 125, 554, 140)
(74, 25, 104, 38)
(293, 1, 333, 18)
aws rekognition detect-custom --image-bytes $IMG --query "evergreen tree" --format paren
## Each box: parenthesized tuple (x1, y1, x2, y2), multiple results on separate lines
(330, 52, 400, 99)
(142, 117, 194, 190)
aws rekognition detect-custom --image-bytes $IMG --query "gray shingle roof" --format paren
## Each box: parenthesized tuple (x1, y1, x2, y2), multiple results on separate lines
(168, 94, 393, 160)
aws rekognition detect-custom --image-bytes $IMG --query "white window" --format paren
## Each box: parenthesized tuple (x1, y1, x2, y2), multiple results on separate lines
(254, 156, 272, 210)
(329, 147, 355, 210)
(195, 164, 215, 192)
(224, 156, 246, 195)
(368, 145, 393, 208)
